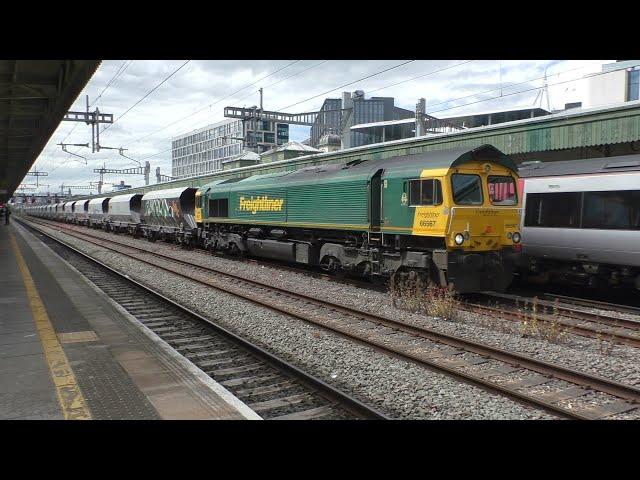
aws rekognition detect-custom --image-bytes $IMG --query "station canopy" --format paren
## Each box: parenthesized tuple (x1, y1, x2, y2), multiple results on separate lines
(0, 60, 100, 202)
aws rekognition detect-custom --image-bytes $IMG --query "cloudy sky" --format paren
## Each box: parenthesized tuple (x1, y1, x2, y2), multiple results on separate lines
(26, 59, 611, 195)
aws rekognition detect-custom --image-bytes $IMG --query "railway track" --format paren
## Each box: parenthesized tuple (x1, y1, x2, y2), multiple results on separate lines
(16, 219, 388, 420)
(540, 293, 640, 317)
(472, 292, 640, 349)
(23, 216, 640, 420)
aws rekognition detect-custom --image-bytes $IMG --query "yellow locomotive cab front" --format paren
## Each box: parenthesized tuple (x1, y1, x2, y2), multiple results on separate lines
(444, 161, 521, 252)
(409, 157, 522, 292)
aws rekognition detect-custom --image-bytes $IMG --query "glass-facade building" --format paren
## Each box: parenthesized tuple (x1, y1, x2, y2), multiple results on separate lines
(347, 96, 414, 149)
(628, 68, 640, 102)
(171, 118, 289, 179)
(310, 93, 414, 150)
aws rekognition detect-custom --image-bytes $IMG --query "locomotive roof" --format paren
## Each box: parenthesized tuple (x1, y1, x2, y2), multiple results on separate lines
(518, 154, 640, 178)
(347, 144, 517, 174)
(201, 145, 516, 192)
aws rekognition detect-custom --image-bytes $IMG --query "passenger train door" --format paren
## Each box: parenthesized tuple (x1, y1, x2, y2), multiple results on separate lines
(370, 169, 384, 231)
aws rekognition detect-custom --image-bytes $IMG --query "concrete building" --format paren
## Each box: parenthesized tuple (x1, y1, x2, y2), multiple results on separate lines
(171, 117, 290, 179)
(172, 119, 244, 179)
(317, 133, 341, 153)
(584, 60, 640, 108)
(112, 180, 131, 191)
(221, 151, 260, 171)
(260, 141, 322, 164)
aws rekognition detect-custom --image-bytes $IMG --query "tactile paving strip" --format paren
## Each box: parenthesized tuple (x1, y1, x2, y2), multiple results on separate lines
(64, 343, 160, 420)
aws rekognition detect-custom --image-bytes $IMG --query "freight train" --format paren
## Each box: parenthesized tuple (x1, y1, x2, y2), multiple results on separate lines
(518, 154, 640, 290)
(22, 144, 523, 293)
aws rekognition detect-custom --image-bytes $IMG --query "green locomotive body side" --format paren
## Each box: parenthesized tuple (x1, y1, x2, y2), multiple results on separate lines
(201, 167, 373, 230)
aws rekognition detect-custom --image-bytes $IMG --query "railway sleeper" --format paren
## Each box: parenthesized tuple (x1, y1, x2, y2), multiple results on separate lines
(234, 381, 297, 398)
(220, 374, 283, 388)
(248, 393, 315, 413)
(271, 404, 337, 420)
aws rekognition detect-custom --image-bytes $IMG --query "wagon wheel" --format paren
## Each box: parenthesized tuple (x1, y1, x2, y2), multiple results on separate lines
(228, 242, 242, 256)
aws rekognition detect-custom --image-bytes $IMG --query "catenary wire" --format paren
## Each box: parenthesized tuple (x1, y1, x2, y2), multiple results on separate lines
(139, 61, 420, 163)
(124, 60, 302, 145)
(427, 62, 633, 115)
(40, 60, 136, 175)
(423, 60, 605, 112)
(365, 60, 474, 95)
(61, 60, 134, 145)
(232, 60, 330, 105)
(101, 60, 191, 134)
(276, 60, 416, 111)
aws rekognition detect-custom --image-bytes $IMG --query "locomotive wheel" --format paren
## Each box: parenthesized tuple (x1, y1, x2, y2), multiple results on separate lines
(320, 256, 341, 273)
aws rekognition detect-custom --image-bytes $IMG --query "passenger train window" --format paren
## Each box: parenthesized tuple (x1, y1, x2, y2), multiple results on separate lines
(582, 190, 640, 230)
(524, 192, 582, 228)
(451, 174, 483, 205)
(409, 179, 442, 206)
(488, 176, 517, 205)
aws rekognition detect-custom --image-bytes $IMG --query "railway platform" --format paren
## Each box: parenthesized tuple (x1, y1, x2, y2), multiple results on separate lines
(0, 222, 260, 420)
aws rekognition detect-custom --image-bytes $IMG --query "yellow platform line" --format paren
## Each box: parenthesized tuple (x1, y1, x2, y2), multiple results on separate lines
(10, 232, 92, 420)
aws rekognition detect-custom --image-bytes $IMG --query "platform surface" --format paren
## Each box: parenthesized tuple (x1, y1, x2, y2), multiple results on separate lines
(0, 220, 259, 420)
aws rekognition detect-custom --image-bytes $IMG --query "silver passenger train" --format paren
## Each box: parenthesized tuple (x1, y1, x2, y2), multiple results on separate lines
(518, 155, 640, 290)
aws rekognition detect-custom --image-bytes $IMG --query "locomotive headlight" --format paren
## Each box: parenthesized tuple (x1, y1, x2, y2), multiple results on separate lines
(454, 233, 464, 245)
(512, 232, 521, 244)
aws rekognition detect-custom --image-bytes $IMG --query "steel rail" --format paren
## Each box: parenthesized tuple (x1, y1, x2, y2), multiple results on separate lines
(541, 293, 640, 317)
(17, 217, 389, 421)
(24, 216, 640, 420)
(483, 291, 640, 329)
(473, 292, 640, 348)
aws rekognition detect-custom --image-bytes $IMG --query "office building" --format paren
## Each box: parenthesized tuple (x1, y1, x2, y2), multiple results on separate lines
(171, 117, 290, 179)
(585, 60, 640, 108)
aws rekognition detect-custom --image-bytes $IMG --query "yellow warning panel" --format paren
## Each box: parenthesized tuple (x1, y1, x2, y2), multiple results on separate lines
(10, 233, 92, 420)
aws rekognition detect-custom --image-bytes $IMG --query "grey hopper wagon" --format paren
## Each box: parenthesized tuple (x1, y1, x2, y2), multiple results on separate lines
(140, 187, 198, 243)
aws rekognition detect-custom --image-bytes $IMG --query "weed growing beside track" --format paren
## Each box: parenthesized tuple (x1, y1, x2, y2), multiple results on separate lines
(390, 274, 461, 321)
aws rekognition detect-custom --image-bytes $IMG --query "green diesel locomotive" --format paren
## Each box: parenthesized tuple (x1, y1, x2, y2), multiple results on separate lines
(196, 145, 522, 293)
